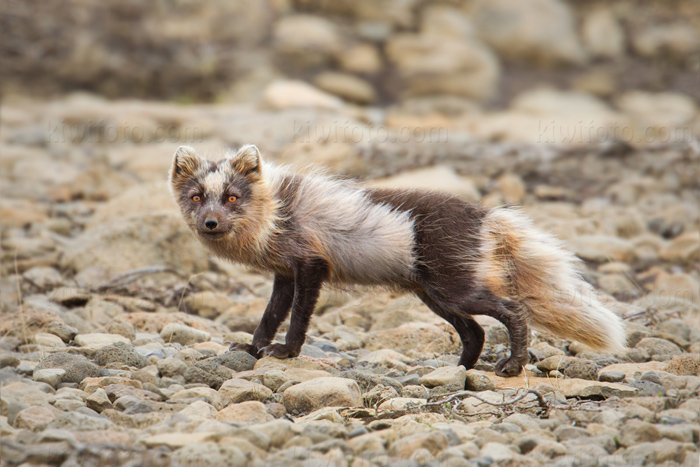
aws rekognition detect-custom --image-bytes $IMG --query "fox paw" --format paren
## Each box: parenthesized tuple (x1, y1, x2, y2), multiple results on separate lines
(261, 343, 300, 359)
(494, 356, 525, 377)
(229, 343, 262, 359)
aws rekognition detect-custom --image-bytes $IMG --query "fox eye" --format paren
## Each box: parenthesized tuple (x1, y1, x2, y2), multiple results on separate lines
(228, 195, 237, 203)
(192, 195, 201, 202)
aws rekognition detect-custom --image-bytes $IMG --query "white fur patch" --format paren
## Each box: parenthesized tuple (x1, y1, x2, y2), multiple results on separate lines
(263, 163, 417, 284)
(202, 168, 228, 199)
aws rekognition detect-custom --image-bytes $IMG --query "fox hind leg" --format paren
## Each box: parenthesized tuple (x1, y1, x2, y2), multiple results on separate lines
(422, 287, 529, 377)
(418, 292, 485, 370)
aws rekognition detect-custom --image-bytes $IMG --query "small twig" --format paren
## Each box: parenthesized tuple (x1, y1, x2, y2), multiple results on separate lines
(176, 273, 205, 313)
(427, 388, 548, 411)
(95, 266, 184, 291)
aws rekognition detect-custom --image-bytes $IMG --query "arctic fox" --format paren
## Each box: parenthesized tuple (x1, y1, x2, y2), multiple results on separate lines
(169, 145, 626, 377)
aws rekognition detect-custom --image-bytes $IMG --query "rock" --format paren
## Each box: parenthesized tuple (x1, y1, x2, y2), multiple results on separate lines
(263, 80, 343, 111)
(503, 413, 540, 431)
(469, 0, 587, 66)
(34, 332, 66, 349)
(219, 378, 273, 404)
(636, 338, 682, 359)
(94, 342, 148, 368)
(465, 370, 496, 391)
(389, 431, 449, 458)
(183, 361, 233, 390)
(581, 7, 625, 59)
(479, 442, 516, 461)
(211, 351, 258, 372)
(85, 388, 112, 412)
(378, 397, 425, 410)
(183, 292, 234, 319)
(215, 401, 270, 424)
(338, 43, 382, 75)
(421, 5, 475, 40)
(664, 354, 700, 376)
(536, 356, 598, 380)
(498, 173, 526, 204)
(385, 33, 499, 101)
(273, 15, 342, 66)
(368, 166, 481, 202)
(622, 440, 695, 465)
(160, 323, 210, 346)
(172, 443, 247, 467)
(170, 387, 223, 410)
(419, 366, 467, 388)
(660, 232, 700, 265)
(340, 369, 403, 393)
(13, 405, 58, 430)
(283, 377, 362, 413)
(366, 322, 460, 357)
(74, 333, 131, 350)
(616, 91, 697, 135)
(632, 24, 700, 59)
(34, 353, 100, 384)
(358, 349, 412, 371)
(617, 420, 661, 447)
(568, 235, 635, 262)
(61, 212, 208, 277)
(47, 412, 113, 431)
(107, 321, 137, 340)
(349, 433, 385, 454)
(0, 354, 20, 369)
(142, 432, 216, 449)
(299, 344, 328, 359)
(23, 266, 62, 288)
(314, 72, 376, 104)
(179, 400, 217, 419)
(33, 369, 66, 388)
(157, 357, 188, 377)
(363, 384, 400, 407)
(598, 273, 639, 297)
(253, 419, 296, 448)
(493, 372, 638, 399)
(49, 288, 91, 308)
(598, 371, 625, 383)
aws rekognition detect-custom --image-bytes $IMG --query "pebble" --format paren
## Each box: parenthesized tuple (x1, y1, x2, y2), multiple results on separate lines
(94, 341, 148, 368)
(34, 353, 101, 384)
(598, 370, 625, 382)
(283, 377, 362, 413)
(160, 323, 211, 346)
(219, 378, 273, 404)
(215, 401, 270, 423)
(419, 366, 467, 388)
(74, 333, 131, 350)
(46, 321, 78, 343)
(33, 369, 66, 388)
(465, 369, 496, 391)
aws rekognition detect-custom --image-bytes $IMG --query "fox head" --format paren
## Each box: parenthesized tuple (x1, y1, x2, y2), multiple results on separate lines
(169, 145, 272, 244)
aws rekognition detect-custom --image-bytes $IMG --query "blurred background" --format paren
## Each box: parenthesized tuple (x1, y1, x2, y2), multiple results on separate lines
(0, 2, 699, 464)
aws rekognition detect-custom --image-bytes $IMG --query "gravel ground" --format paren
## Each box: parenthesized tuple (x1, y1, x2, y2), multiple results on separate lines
(1, 95, 698, 466)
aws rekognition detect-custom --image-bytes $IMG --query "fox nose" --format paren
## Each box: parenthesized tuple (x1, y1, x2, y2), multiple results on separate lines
(204, 219, 218, 230)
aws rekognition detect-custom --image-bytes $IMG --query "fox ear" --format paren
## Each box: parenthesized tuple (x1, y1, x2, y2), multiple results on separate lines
(170, 146, 202, 183)
(231, 144, 262, 178)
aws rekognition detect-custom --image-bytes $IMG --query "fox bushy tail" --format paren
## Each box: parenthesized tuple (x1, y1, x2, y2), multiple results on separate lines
(476, 207, 627, 353)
